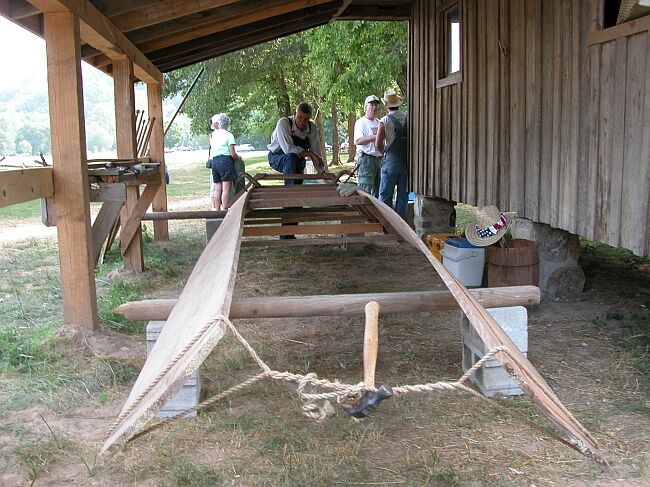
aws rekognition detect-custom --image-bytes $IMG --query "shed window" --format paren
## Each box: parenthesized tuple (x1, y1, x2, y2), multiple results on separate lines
(437, 3, 462, 87)
(446, 5, 461, 75)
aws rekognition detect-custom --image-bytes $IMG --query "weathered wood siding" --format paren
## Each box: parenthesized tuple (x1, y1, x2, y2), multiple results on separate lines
(410, 0, 650, 256)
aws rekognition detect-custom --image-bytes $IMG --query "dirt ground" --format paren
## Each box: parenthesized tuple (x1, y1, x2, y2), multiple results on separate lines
(0, 220, 649, 485)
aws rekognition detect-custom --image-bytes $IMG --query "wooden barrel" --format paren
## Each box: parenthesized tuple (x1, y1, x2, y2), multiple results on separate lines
(487, 239, 539, 287)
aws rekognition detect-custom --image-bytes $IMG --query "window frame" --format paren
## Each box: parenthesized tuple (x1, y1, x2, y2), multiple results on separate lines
(436, 0, 463, 88)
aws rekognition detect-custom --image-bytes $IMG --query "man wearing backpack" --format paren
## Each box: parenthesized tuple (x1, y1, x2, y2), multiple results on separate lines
(267, 102, 324, 186)
(375, 90, 408, 220)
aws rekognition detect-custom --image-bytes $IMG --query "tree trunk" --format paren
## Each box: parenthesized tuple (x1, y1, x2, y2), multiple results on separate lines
(347, 112, 356, 162)
(277, 70, 291, 116)
(330, 98, 339, 166)
(312, 87, 327, 165)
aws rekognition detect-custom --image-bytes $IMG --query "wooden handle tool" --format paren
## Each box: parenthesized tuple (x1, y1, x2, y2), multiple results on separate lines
(363, 301, 380, 388)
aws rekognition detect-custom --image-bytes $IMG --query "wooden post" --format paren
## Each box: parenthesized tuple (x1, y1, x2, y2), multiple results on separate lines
(44, 11, 98, 330)
(147, 82, 169, 241)
(114, 59, 144, 271)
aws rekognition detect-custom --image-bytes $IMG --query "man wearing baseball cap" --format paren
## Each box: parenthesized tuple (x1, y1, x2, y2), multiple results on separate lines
(353, 95, 382, 197)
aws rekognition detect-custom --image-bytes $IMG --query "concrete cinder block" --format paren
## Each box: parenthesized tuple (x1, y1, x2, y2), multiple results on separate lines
(146, 321, 201, 418)
(206, 218, 224, 242)
(461, 306, 528, 397)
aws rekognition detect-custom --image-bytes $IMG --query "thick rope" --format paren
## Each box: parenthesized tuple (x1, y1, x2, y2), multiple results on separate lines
(122, 316, 526, 444)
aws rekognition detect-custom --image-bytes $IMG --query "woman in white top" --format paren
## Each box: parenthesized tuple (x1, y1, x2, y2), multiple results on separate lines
(208, 113, 243, 210)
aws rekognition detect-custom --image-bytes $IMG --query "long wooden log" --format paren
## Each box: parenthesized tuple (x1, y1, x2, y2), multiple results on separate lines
(114, 286, 541, 321)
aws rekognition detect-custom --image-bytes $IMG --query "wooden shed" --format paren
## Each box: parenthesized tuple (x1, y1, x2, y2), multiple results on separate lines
(410, 0, 650, 257)
(0, 0, 648, 332)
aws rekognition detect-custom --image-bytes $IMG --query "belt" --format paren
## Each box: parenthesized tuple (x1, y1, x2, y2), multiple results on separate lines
(360, 152, 380, 158)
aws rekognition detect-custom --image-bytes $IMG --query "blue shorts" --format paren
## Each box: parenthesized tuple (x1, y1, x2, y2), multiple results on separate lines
(211, 155, 236, 183)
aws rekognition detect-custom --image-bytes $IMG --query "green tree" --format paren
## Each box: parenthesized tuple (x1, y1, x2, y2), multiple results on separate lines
(16, 139, 32, 155)
(0, 116, 15, 155)
(15, 124, 51, 155)
(162, 21, 407, 164)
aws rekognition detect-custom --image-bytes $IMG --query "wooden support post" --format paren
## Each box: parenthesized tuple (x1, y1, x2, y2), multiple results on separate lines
(147, 82, 169, 241)
(114, 59, 144, 271)
(44, 11, 98, 330)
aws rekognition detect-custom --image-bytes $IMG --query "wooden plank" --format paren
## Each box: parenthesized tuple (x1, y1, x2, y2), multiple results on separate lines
(44, 11, 97, 330)
(578, 1, 601, 240)
(242, 222, 383, 237)
(549, 0, 563, 228)
(509, 0, 525, 213)
(643, 32, 650, 256)
(0, 167, 54, 208)
(587, 13, 650, 46)
(89, 182, 126, 202)
(114, 59, 143, 271)
(119, 182, 160, 254)
(241, 234, 400, 247)
(539, 0, 554, 223)
(485, 0, 498, 205)
(29, 0, 162, 84)
(608, 36, 628, 246)
(92, 201, 123, 264)
(465, 0, 477, 204)
(102, 188, 251, 454)
(498, 0, 510, 209)
(246, 195, 369, 209)
(476, 0, 487, 205)
(620, 32, 649, 254)
(359, 189, 604, 464)
(115, 286, 542, 321)
(596, 41, 615, 243)
(147, 82, 169, 242)
(524, 0, 541, 221)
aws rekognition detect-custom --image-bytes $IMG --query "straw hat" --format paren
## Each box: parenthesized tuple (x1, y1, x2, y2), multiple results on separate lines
(210, 114, 219, 130)
(464, 206, 516, 247)
(382, 90, 403, 108)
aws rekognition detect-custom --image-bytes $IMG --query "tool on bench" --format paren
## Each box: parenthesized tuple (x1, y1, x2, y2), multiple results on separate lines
(345, 301, 393, 418)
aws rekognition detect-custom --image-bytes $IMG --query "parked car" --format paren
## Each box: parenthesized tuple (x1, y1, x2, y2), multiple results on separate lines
(324, 143, 332, 153)
(235, 143, 255, 152)
(339, 142, 349, 152)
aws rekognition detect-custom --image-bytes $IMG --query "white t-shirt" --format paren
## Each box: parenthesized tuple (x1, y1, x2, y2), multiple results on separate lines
(379, 110, 408, 152)
(353, 116, 381, 157)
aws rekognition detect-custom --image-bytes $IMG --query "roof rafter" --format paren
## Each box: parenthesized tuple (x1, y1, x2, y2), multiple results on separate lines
(26, 0, 162, 83)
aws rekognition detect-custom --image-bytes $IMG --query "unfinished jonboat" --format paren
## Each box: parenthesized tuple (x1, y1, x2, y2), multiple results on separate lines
(102, 179, 605, 466)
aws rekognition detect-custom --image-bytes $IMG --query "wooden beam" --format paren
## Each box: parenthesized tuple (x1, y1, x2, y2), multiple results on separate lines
(113, 58, 143, 271)
(132, 0, 333, 53)
(242, 222, 383, 237)
(0, 167, 54, 208)
(28, 0, 162, 83)
(102, 187, 251, 454)
(114, 286, 543, 321)
(241, 234, 399, 247)
(91, 201, 123, 264)
(247, 195, 369, 209)
(119, 182, 160, 254)
(587, 14, 650, 45)
(147, 82, 169, 241)
(44, 11, 97, 330)
(108, 0, 241, 33)
(89, 182, 126, 202)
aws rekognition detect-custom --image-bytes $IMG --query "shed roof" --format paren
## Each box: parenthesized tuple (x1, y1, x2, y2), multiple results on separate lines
(1, 0, 411, 74)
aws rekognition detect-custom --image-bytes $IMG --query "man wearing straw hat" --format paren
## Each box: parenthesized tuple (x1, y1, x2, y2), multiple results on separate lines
(375, 90, 409, 219)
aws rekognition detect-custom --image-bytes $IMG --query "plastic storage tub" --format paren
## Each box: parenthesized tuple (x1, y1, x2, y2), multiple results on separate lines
(440, 237, 486, 287)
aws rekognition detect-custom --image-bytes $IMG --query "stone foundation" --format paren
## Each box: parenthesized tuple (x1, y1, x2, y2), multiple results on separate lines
(413, 195, 456, 238)
(511, 219, 585, 300)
